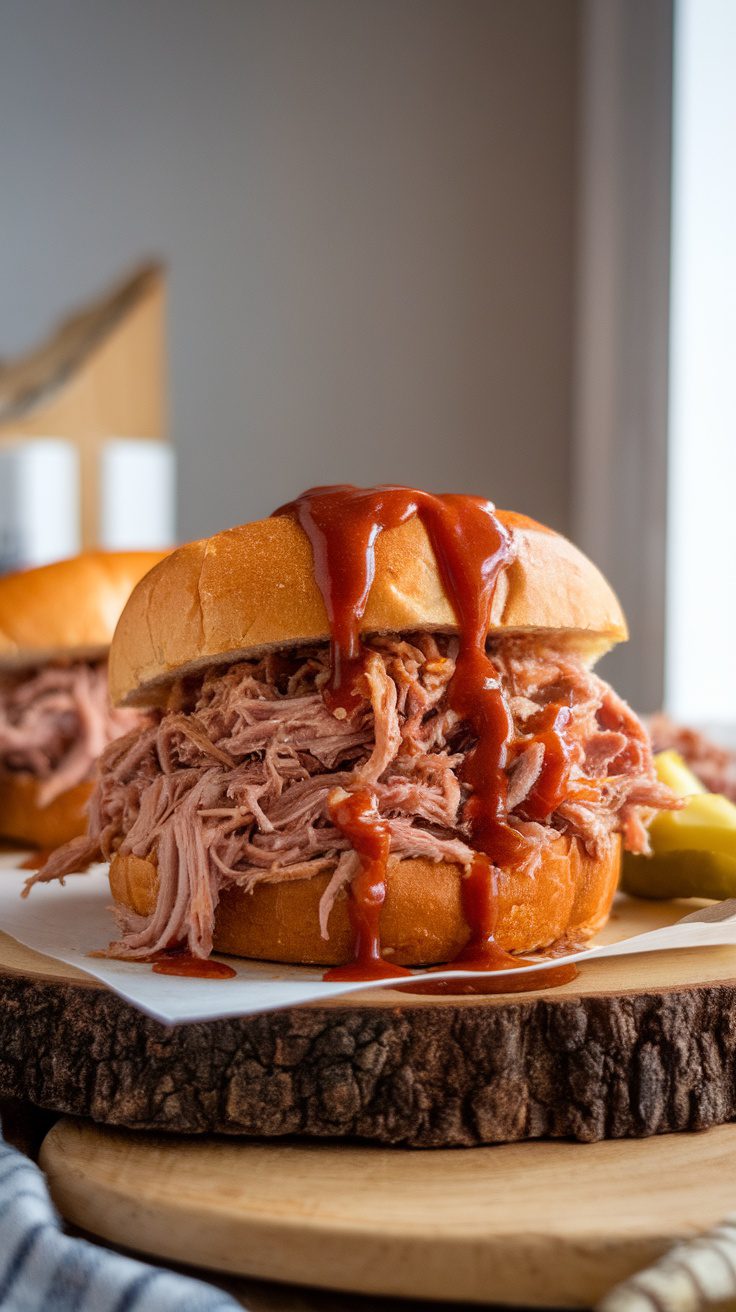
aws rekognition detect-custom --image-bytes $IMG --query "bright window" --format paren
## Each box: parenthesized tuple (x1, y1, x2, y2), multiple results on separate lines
(667, 0, 736, 723)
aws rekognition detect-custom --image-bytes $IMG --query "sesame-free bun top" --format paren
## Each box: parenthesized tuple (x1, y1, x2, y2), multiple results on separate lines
(0, 551, 165, 671)
(110, 509, 627, 707)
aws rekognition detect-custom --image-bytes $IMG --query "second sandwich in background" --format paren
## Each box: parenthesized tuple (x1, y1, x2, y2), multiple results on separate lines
(0, 552, 164, 848)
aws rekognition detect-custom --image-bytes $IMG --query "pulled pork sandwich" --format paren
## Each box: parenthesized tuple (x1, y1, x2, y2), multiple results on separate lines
(0, 552, 163, 847)
(29, 488, 678, 976)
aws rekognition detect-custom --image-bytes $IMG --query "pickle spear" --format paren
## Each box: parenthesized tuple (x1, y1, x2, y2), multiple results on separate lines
(621, 749, 736, 900)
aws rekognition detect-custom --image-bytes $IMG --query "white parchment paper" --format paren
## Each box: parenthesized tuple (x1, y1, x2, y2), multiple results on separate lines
(2, 852, 736, 1025)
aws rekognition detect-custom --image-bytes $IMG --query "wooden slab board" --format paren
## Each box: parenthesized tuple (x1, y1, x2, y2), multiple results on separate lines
(2, 896, 736, 1146)
(40, 1115, 736, 1307)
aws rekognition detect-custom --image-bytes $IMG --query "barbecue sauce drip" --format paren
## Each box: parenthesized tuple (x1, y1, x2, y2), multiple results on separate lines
(401, 854, 578, 994)
(274, 485, 537, 981)
(450, 854, 528, 971)
(521, 703, 575, 820)
(323, 788, 411, 982)
(274, 486, 420, 715)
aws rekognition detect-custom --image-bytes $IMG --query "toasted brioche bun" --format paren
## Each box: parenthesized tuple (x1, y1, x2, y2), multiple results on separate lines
(110, 512, 627, 706)
(109, 834, 621, 966)
(0, 551, 165, 671)
(0, 774, 92, 849)
(0, 551, 163, 845)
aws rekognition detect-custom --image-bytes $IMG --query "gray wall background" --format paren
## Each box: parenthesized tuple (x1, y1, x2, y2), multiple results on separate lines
(0, 0, 578, 544)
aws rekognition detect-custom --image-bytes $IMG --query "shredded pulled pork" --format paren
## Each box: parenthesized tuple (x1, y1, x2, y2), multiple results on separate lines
(27, 635, 678, 959)
(648, 713, 736, 803)
(0, 662, 145, 805)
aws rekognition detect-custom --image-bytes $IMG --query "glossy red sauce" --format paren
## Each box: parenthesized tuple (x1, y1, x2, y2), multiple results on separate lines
(323, 788, 412, 982)
(520, 703, 575, 821)
(275, 486, 420, 714)
(448, 854, 529, 971)
(274, 485, 573, 983)
(151, 951, 236, 980)
(396, 962, 579, 996)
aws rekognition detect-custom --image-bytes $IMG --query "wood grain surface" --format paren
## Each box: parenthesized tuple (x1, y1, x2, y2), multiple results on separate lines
(41, 1115, 736, 1307)
(2, 896, 736, 1146)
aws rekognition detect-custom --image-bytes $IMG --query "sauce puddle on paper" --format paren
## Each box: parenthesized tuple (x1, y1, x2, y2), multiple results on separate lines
(395, 962, 579, 996)
(151, 952, 237, 980)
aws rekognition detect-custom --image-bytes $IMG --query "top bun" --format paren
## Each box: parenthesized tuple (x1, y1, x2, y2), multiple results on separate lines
(110, 510, 627, 707)
(0, 551, 166, 671)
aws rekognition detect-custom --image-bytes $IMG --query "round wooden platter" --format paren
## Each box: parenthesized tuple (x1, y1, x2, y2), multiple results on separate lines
(40, 1114, 736, 1307)
(2, 896, 736, 1147)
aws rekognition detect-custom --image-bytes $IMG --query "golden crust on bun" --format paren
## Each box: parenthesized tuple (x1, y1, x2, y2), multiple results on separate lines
(110, 513, 627, 706)
(0, 775, 93, 849)
(0, 551, 164, 846)
(109, 835, 621, 966)
(0, 551, 165, 671)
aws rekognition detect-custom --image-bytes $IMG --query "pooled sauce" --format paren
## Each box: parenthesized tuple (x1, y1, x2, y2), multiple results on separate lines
(151, 951, 236, 980)
(323, 788, 411, 982)
(274, 485, 543, 982)
(396, 962, 579, 996)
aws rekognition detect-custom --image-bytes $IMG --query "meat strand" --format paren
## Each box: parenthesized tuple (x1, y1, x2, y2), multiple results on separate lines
(27, 637, 679, 958)
(0, 662, 145, 804)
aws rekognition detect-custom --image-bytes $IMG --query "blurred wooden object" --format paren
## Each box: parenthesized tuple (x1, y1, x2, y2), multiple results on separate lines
(0, 264, 166, 548)
(40, 1117, 736, 1308)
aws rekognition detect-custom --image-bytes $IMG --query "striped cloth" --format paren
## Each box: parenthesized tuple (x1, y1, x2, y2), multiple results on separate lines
(0, 1133, 241, 1312)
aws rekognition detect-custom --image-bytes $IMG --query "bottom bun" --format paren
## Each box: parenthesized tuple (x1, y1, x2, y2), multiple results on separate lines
(0, 773, 92, 850)
(109, 833, 621, 966)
